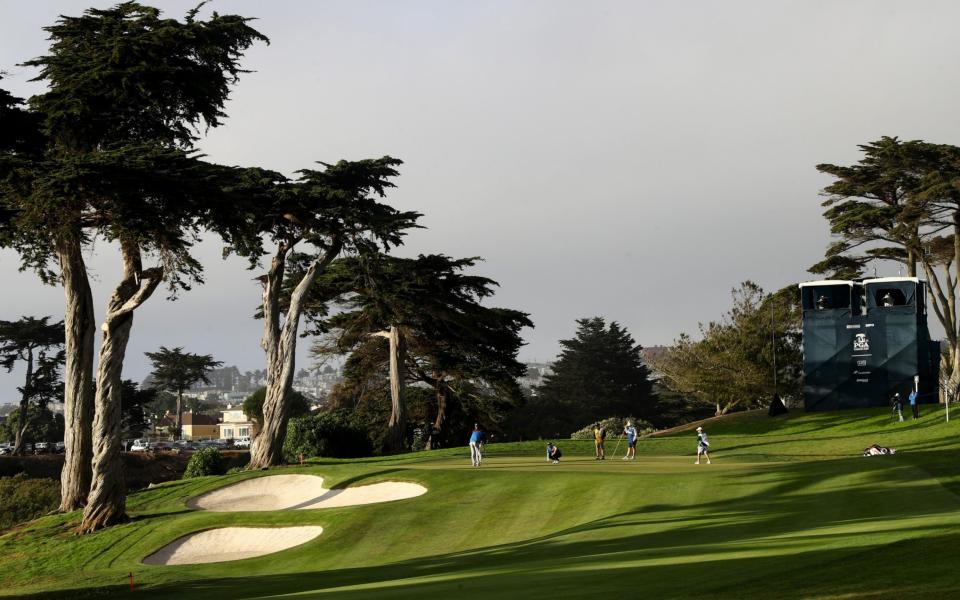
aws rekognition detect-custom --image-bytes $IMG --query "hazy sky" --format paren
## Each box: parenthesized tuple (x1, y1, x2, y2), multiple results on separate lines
(3, 0, 960, 398)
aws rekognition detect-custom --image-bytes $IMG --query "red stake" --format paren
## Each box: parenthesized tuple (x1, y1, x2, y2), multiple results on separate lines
(129, 572, 134, 592)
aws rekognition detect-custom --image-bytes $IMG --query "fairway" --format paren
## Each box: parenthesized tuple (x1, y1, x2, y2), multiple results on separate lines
(2, 408, 960, 599)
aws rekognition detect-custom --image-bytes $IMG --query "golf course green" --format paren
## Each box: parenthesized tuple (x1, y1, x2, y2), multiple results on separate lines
(2, 407, 959, 599)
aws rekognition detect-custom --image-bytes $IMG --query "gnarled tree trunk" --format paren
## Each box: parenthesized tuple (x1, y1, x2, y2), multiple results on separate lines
(250, 240, 340, 469)
(80, 243, 162, 533)
(433, 382, 448, 432)
(57, 235, 96, 512)
(383, 326, 407, 453)
(425, 379, 449, 451)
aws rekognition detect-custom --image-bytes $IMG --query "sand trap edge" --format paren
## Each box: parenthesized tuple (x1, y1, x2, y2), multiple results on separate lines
(187, 474, 428, 512)
(142, 526, 324, 566)
(185, 473, 326, 510)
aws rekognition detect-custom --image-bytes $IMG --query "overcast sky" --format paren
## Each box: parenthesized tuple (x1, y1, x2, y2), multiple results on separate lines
(3, 0, 960, 399)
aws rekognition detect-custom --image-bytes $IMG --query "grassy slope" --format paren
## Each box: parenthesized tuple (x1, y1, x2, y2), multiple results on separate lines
(1, 408, 959, 599)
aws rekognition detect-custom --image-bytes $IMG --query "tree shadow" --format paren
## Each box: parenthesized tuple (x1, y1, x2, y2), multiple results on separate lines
(12, 449, 960, 599)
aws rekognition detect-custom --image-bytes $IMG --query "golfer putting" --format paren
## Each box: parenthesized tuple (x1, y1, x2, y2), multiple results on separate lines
(622, 421, 638, 460)
(695, 426, 711, 464)
(469, 423, 485, 467)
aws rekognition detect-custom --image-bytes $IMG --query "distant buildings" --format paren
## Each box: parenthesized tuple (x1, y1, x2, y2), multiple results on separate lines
(144, 364, 345, 407)
(519, 363, 553, 396)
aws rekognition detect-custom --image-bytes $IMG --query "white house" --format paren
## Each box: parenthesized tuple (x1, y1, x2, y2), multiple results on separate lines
(218, 406, 258, 440)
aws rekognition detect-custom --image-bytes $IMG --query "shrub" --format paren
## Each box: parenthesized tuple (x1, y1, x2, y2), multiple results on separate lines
(570, 417, 655, 440)
(284, 410, 372, 461)
(0, 474, 60, 531)
(183, 447, 224, 478)
(410, 427, 427, 452)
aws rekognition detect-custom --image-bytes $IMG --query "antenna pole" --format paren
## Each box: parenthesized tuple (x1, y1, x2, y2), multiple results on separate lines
(772, 297, 778, 393)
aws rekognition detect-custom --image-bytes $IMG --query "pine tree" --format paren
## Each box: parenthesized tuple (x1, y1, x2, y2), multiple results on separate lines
(145, 347, 222, 441)
(530, 317, 655, 438)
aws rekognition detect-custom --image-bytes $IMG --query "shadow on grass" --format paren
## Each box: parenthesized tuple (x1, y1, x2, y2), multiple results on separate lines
(13, 449, 960, 599)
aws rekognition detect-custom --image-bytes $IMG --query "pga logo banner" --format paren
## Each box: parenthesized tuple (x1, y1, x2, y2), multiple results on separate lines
(853, 333, 870, 352)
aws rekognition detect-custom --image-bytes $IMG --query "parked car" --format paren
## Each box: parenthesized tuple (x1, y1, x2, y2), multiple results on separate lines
(130, 439, 150, 452)
(55, 441, 65, 453)
(0, 443, 12, 455)
(234, 437, 251, 449)
(34, 442, 50, 454)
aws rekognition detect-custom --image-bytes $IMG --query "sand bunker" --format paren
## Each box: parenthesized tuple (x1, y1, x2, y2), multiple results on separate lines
(187, 474, 427, 511)
(143, 526, 323, 566)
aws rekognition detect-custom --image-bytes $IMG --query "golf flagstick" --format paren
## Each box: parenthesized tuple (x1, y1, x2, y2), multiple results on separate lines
(611, 433, 623, 459)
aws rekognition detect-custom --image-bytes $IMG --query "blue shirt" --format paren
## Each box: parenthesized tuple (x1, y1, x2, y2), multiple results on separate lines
(470, 430, 483, 443)
(625, 426, 637, 441)
(908, 391, 918, 406)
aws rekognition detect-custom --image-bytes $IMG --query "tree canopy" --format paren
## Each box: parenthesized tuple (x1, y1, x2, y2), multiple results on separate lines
(119, 380, 156, 438)
(243, 387, 312, 424)
(1, 2, 269, 526)
(516, 317, 655, 439)
(0, 317, 65, 454)
(652, 282, 802, 417)
(312, 253, 532, 449)
(236, 157, 421, 468)
(811, 137, 928, 279)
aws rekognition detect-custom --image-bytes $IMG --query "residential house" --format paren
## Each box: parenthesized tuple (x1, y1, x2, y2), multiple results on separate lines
(219, 406, 259, 440)
(181, 411, 220, 440)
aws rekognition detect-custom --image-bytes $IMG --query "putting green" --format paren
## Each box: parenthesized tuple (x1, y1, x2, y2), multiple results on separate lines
(1, 407, 959, 599)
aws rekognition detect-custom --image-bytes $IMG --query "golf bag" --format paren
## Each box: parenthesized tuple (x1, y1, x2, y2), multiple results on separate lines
(862, 443, 896, 457)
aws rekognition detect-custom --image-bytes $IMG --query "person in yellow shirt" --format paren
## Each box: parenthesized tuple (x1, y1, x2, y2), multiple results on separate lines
(593, 424, 606, 460)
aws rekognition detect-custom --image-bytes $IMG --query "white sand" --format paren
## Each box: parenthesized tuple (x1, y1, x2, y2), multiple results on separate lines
(142, 526, 323, 566)
(188, 474, 427, 512)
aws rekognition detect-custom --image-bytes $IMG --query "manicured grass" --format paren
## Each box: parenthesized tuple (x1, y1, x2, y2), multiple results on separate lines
(1, 408, 959, 599)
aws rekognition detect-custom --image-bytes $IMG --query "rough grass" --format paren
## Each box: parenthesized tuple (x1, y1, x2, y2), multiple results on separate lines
(0, 474, 59, 532)
(1, 407, 958, 599)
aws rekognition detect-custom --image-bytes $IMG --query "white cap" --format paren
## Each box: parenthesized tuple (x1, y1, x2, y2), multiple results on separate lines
(696, 426, 703, 432)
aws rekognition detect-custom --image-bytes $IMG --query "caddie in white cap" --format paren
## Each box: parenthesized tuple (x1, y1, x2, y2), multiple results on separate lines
(695, 426, 711, 465)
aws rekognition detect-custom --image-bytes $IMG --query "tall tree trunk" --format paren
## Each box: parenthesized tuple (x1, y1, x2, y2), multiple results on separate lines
(950, 212, 960, 405)
(426, 380, 448, 451)
(57, 235, 96, 512)
(940, 351, 953, 404)
(176, 390, 183, 441)
(12, 348, 34, 456)
(80, 243, 162, 533)
(919, 254, 957, 404)
(250, 239, 341, 469)
(383, 326, 407, 453)
(432, 380, 447, 431)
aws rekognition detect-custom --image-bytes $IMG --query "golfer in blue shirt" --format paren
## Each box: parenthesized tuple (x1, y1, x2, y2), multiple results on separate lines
(469, 424, 485, 467)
